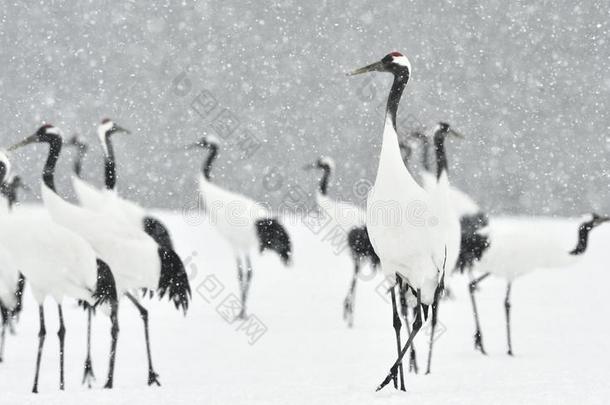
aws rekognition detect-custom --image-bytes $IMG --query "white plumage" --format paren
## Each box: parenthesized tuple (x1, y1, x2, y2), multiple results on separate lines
(189, 134, 291, 319)
(367, 116, 442, 304)
(468, 214, 609, 356)
(41, 184, 161, 293)
(199, 174, 269, 254)
(475, 216, 602, 281)
(0, 140, 116, 393)
(316, 192, 366, 232)
(304, 156, 376, 328)
(350, 51, 455, 391)
(55, 121, 190, 388)
(0, 214, 100, 304)
(72, 176, 142, 221)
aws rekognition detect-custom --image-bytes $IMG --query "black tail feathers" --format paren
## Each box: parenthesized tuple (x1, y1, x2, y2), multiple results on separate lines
(93, 259, 118, 307)
(9, 273, 26, 320)
(348, 226, 380, 266)
(255, 217, 292, 266)
(143, 216, 174, 250)
(157, 248, 191, 315)
(456, 212, 490, 274)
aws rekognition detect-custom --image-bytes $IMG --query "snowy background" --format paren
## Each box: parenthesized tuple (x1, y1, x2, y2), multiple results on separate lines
(2, 212, 610, 404)
(1, 2, 610, 403)
(0, 0, 608, 215)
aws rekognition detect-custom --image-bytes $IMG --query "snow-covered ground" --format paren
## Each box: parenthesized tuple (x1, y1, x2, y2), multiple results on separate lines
(1, 210, 609, 404)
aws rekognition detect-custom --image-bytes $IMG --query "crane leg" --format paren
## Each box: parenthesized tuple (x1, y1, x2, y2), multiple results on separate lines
(390, 281, 406, 391)
(377, 290, 423, 392)
(425, 273, 445, 375)
(238, 255, 253, 320)
(409, 307, 419, 373)
(82, 306, 95, 388)
(104, 300, 120, 389)
(57, 304, 66, 391)
(343, 260, 360, 328)
(0, 305, 7, 362)
(505, 282, 513, 356)
(32, 305, 46, 393)
(126, 293, 160, 386)
(469, 272, 490, 355)
(398, 279, 418, 374)
(236, 256, 244, 309)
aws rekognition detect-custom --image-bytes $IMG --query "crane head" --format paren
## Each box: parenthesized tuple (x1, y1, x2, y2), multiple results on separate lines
(590, 213, 610, 227)
(8, 124, 62, 151)
(67, 134, 88, 151)
(348, 51, 411, 80)
(99, 118, 130, 138)
(435, 122, 464, 139)
(303, 156, 335, 171)
(186, 134, 220, 150)
(0, 150, 10, 184)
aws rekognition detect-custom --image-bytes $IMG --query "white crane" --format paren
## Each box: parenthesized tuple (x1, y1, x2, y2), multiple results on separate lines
(9, 124, 191, 389)
(469, 214, 609, 355)
(303, 156, 379, 328)
(65, 120, 192, 387)
(187, 135, 292, 319)
(415, 122, 463, 374)
(1, 135, 117, 393)
(412, 127, 481, 218)
(349, 51, 451, 392)
(395, 140, 420, 375)
(71, 119, 177, 250)
(413, 125, 492, 355)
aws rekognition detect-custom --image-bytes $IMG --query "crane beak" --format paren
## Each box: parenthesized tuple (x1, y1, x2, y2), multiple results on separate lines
(347, 60, 385, 76)
(7, 133, 38, 151)
(185, 142, 203, 150)
(449, 129, 464, 139)
(302, 162, 316, 170)
(112, 125, 131, 135)
(595, 215, 610, 224)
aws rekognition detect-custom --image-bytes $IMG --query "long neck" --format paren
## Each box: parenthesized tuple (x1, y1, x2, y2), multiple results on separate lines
(318, 167, 331, 195)
(421, 137, 431, 172)
(377, 73, 415, 186)
(74, 147, 86, 179)
(103, 133, 116, 190)
(570, 222, 593, 255)
(386, 75, 407, 131)
(43, 137, 62, 192)
(433, 132, 448, 179)
(203, 146, 218, 180)
(7, 183, 17, 208)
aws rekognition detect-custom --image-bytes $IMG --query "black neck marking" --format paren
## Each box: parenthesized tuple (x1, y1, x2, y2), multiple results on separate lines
(386, 71, 409, 131)
(74, 144, 87, 179)
(1, 180, 19, 208)
(0, 162, 7, 185)
(42, 134, 63, 192)
(202, 144, 218, 180)
(421, 136, 431, 172)
(433, 130, 448, 179)
(104, 132, 116, 190)
(570, 219, 596, 255)
(318, 165, 331, 195)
